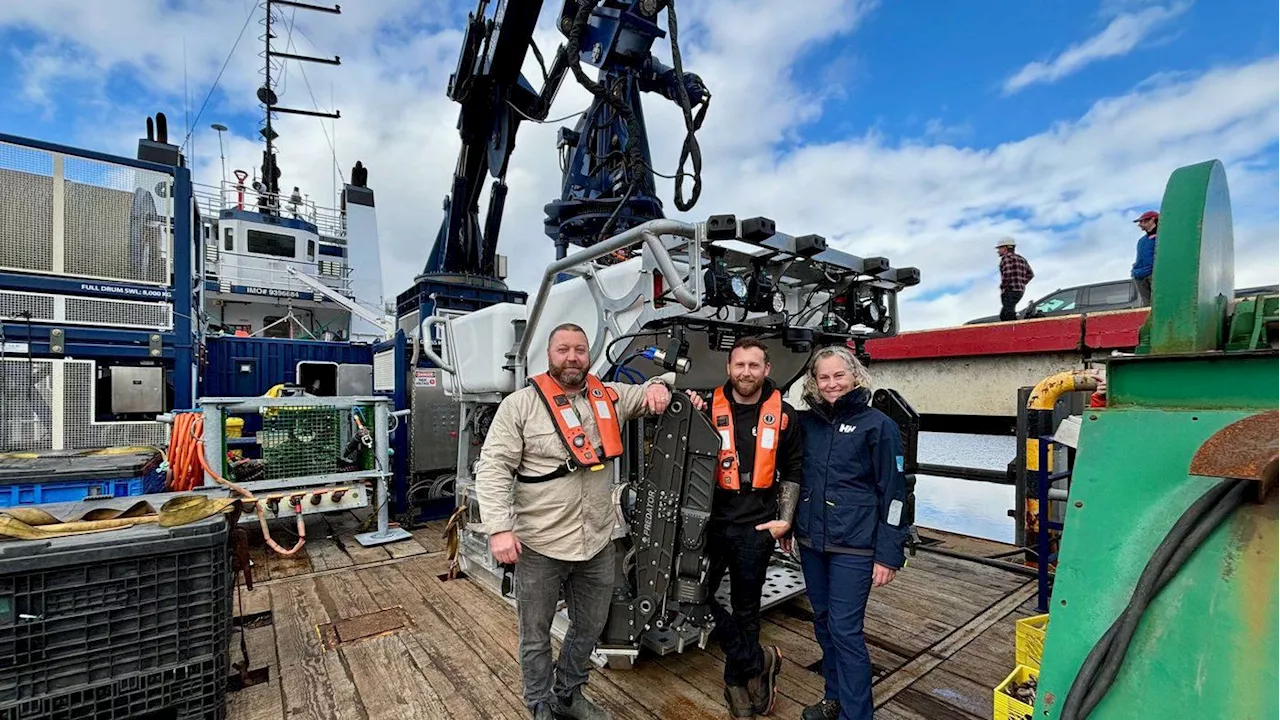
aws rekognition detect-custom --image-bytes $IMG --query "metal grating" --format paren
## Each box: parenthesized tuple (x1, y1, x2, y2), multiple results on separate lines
(0, 144, 54, 274)
(0, 292, 55, 323)
(65, 296, 172, 330)
(0, 358, 54, 452)
(0, 290, 172, 330)
(373, 349, 395, 391)
(0, 358, 167, 452)
(0, 140, 173, 285)
(61, 361, 167, 450)
(63, 156, 172, 284)
(258, 406, 343, 479)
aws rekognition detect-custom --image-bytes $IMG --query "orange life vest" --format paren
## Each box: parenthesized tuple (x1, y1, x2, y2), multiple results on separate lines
(529, 372, 624, 470)
(712, 386, 787, 491)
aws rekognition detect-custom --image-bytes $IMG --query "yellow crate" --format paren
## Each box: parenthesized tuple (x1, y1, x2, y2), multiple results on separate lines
(993, 664, 1038, 720)
(1015, 614, 1048, 670)
(225, 417, 245, 459)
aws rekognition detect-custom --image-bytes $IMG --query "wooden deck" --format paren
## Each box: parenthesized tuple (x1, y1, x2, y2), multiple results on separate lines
(226, 513, 1039, 720)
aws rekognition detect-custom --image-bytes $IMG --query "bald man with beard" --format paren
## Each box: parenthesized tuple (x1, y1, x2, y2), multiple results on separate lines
(475, 322, 672, 720)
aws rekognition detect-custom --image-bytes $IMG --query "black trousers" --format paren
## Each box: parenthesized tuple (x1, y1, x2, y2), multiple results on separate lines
(1000, 290, 1024, 321)
(705, 522, 776, 686)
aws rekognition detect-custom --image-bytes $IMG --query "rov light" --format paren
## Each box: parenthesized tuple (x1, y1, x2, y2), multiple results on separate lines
(856, 289, 892, 333)
(745, 261, 784, 314)
(703, 247, 735, 307)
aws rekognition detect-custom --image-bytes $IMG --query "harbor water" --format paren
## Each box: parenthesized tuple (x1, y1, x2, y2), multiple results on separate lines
(914, 431, 1017, 544)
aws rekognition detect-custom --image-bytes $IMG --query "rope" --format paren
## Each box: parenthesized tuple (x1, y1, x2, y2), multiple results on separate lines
(167, 411, 307, 556)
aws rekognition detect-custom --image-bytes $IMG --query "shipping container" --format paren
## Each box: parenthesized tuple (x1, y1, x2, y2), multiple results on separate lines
(200, 336, 375, 397)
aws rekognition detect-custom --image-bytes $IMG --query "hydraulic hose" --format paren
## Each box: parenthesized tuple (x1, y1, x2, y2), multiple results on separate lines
(1060, 478, 1251, 719)
(167, 411, 307, 556)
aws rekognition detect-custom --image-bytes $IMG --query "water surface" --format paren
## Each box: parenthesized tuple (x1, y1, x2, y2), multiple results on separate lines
(913, 432, 1017, 544)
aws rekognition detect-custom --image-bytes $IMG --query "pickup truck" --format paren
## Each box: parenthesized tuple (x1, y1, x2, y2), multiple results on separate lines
(965, 279, 1278, 324)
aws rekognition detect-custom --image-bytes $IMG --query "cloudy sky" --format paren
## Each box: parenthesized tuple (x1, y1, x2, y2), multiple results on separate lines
(1, 0, 1275, 330)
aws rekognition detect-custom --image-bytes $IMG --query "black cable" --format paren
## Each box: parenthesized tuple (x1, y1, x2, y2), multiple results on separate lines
(562, 0, 707, 241)
(182, 2, 258, 151)
(605, 331, 662, 364)
(1065, 478, 1236, 715)
(663, 0, 707, 212)
(1061, 478, 1250, 719)
(1079, 478, 1249, 717)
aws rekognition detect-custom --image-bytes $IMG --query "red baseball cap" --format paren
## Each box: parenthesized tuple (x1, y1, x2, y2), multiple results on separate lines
(1133, 210, 1159, 223)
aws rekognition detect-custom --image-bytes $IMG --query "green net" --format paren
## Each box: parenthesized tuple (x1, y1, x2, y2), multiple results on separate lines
(222, 404, 376, 481)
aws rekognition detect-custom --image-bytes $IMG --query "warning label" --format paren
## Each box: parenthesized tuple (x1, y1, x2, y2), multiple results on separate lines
(414, 370, 438, 388)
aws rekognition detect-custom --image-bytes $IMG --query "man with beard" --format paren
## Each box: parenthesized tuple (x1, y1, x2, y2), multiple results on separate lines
(685, 337, 802, 718)
(475, 323, 672, 720)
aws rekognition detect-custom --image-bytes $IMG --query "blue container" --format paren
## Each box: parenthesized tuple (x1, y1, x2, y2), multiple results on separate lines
(0, 476, 146, 508)
(201, 336, 375, 397)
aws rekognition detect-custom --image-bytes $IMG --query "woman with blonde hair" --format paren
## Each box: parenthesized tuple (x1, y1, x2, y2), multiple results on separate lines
(794, 344, 909, 720)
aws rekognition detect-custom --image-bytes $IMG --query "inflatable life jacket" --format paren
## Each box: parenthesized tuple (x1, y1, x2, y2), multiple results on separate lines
(712, 386, 787, 491)
(527, 373, 624, 476)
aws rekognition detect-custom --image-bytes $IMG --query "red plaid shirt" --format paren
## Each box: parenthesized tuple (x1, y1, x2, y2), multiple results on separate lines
(1000, 252, 1034, 293)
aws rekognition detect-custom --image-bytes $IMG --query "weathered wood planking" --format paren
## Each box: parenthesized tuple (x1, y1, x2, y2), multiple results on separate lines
(230, 527, 1037, 720)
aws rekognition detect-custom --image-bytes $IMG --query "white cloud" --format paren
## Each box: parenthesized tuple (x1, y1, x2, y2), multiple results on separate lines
(1002, 2, 1191, 96)
(0, 0, 1275, 335)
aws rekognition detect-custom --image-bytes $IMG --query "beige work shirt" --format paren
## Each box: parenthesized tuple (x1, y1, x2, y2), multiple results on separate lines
(474, 377, 658, 562)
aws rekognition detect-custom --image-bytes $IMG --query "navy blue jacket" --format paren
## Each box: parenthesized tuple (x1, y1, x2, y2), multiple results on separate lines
(795, 387, 909, 569)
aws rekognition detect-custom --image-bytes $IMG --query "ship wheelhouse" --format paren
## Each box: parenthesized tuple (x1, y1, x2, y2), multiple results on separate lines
(195, 180, 354, 340)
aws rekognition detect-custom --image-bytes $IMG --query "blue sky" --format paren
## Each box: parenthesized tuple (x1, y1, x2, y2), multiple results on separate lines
(0, 0, 1276, 328)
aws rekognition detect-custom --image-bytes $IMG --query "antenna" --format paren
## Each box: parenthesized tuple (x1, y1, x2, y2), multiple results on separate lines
(258, 0, 342, 201)
(211, 123, 229, 185)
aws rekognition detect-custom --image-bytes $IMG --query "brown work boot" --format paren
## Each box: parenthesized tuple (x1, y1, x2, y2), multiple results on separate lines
(724, 685, 755, 718)
(747, 646, 783, 715)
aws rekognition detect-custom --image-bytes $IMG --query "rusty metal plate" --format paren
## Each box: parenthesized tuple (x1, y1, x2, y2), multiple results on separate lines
(318, 606, 409, 650)
(1189, 410, 1278, 488)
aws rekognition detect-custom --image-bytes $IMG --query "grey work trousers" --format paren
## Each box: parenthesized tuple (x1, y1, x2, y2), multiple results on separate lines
(1136, 276, 1152, 306)
(514, 542, 615, 711)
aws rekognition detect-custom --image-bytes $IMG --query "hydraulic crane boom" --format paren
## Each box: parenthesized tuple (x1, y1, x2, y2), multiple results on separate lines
(416, 0, 709, 284)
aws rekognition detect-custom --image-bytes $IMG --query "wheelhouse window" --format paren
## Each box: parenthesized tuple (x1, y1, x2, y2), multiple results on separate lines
(247, 229, 297, 258)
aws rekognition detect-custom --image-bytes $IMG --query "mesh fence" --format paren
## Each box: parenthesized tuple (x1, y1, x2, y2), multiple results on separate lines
(0, 291, 55, 324)
(65, 295, 172, 329)
(0, 140, 172, 285)
(61, 361, 167, 450)
(0, 358, 54, 452)
(0, 359, 166, 452)
(258, 406, 343, 479)
(0, 290, 171, 330)
(0, 144, 54, 274)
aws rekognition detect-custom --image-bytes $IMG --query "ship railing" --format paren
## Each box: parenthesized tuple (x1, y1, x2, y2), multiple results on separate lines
(0, 133, 179, 288)
(205, 247, 353, 298)
(192, 179, 346, 240)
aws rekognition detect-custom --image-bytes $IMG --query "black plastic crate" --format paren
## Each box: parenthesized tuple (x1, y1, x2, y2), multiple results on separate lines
(0, 655, 225, 720)
(0, 515, 232, 705)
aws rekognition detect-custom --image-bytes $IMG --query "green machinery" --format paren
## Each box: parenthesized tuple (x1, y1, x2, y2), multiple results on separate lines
(1033, 159, 1278, 719)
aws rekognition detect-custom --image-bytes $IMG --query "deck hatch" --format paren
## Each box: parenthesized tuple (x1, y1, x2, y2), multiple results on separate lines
(319, 606, 409, 649)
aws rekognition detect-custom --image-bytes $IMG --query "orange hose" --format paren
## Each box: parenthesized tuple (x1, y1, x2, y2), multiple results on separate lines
(167, 412, 206, 492)
(167, 411, 306, 555)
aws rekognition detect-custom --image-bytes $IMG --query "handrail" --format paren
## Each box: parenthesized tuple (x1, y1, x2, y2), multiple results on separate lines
(191, 179, 346, 239)
(513, 218, 698, 388)
(207, 251, 352, 296)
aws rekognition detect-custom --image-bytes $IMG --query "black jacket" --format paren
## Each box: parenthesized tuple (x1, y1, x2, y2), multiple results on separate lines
(699, 378, 803, 527)
(795, 386, 909, 569)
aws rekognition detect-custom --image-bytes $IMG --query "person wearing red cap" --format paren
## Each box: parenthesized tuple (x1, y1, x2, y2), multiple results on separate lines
(1132, 211, 1159, 306)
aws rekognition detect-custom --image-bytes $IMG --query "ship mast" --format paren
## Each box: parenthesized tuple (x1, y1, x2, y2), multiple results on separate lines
(257, 0, 342, 202)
